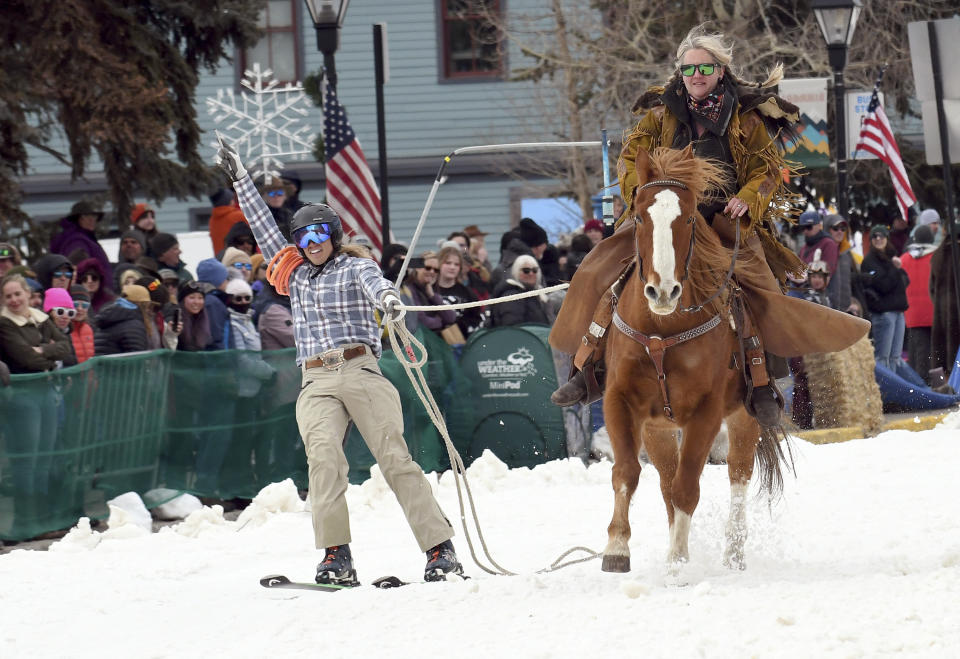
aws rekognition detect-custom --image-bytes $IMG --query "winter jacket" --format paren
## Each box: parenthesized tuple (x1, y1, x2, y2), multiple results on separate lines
(799, 233, 839, 277)
(437, 281, 483, 338)
(490, 278, 551, 327)
(901, 241, 936, 328)
(204, 288, 231, 350)
(860, 250, 909, 314)
(0, 307, 73, 373)
(930, 237, 960, 373)
(69, 320, 96, 363)
(93, 299, 149, 355)
(31, 253, 75, 290)
(400, 282, 457, 333)
(49, 217, 113, 285)
(209, 205, 247, 254)
(227, 308, 275, 397)
(75, 257, 116, 314)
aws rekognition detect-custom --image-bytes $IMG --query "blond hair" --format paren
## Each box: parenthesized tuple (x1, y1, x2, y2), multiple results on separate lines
(674, 23, 783, 89)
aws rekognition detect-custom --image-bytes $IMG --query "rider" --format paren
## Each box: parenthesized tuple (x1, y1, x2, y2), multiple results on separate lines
(549, 24, 869, 427)
(216, 138, 464, 586)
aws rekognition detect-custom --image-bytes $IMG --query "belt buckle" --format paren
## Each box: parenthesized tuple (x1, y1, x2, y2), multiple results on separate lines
(321, 349, 346, 369)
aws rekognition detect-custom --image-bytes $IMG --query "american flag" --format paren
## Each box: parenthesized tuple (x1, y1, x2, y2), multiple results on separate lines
(853, 84, 916, 221)
(323, 79, 383, 257)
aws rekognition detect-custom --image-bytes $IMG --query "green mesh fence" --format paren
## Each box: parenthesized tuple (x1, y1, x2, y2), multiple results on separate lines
(1, 327, 567, 542)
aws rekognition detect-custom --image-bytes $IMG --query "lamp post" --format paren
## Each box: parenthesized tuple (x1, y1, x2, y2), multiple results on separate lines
(811, 0, 862, 219)
(304, 0, 350, 91)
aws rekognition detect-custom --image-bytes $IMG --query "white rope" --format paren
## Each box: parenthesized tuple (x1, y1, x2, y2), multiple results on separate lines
(384, 284, 601, 576)
(400, 282, 569, 312)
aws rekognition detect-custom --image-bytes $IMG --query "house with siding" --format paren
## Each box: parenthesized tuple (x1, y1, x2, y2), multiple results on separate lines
(18, 0, 601, 265)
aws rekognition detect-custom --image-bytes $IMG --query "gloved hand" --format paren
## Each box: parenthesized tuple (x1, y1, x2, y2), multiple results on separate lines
(215, 131, 247, 181)
(381, 292, 405, 322)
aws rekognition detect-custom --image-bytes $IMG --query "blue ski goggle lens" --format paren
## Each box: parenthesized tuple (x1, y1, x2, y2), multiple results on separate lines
(293, 223, 332, 248)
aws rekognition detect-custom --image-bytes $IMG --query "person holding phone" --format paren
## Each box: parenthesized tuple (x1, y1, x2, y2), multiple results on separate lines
(216, 136, 463, 586)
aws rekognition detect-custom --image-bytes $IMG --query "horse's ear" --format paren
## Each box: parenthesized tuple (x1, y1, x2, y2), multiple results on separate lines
(679, 144, 695, 160)
(634, 147, 653, 187)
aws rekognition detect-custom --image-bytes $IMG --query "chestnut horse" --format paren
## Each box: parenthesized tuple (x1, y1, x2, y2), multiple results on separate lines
(601, 146, 790, 573)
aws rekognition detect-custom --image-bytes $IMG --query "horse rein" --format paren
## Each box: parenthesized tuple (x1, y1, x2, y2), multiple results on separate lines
(617, 177, 741, 420)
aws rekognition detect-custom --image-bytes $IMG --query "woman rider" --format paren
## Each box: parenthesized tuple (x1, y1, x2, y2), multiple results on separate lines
(549, 24, 869, 427)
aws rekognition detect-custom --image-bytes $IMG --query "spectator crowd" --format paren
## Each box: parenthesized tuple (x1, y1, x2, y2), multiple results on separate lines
(2, 185, 959, 438)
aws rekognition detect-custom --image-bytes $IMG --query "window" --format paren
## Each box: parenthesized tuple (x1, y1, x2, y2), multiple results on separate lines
(440, 0, 503, 80)
(241, 0, 302, 84)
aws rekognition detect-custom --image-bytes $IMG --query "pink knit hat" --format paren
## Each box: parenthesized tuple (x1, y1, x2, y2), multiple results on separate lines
(43, 287, 75, 312)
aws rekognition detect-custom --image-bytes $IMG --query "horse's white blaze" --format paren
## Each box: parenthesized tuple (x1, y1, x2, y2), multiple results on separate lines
(648, 189, 682, 289)
(668, 509, 692, 562)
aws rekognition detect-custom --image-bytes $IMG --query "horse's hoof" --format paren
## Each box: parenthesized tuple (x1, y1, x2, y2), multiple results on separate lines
(601, 554, 631, 573)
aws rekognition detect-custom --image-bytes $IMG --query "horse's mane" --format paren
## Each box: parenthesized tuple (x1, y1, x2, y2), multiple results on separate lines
(645, 148, 735, 314)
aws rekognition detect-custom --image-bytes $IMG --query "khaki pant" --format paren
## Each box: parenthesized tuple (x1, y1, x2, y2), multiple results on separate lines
(296, 345, 453, 552)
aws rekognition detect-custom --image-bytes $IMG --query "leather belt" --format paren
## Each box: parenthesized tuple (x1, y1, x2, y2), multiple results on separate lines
(305, 345, 367, 370)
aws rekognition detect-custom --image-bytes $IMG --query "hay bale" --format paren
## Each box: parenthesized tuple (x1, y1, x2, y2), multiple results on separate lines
(803, 335, 884, 434)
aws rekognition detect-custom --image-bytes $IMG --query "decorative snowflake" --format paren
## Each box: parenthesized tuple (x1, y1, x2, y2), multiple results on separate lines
(205, 63, 315, 184)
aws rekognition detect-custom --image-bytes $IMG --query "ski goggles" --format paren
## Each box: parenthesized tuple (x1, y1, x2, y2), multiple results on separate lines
(293, 223, 332, 248)
(680, 63, 717, 77)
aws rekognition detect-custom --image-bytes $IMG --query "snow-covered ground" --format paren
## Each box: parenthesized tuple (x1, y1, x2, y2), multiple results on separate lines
(2, 413, 959, 658)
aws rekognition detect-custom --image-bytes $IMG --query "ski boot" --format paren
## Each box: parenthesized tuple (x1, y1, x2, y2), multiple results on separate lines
(316, 544, 359, 586)
(424, 539, 464, 582)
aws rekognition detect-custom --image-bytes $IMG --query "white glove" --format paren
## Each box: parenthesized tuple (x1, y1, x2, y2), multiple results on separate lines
(381, 292, 405, 322)
(214, 131, 247, 181)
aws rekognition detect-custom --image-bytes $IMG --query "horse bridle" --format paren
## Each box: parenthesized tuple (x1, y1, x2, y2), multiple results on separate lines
(615, 178, 743, 420)
(632, 179, 741, 314)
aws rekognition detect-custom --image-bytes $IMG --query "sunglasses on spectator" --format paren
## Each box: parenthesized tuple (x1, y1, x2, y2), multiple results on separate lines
(81, 273, 100, 282)
(232, 295, 252, 303)
(74, 301, 91, 310)
(829, 225, 848, 232)
(49, 307, 76, 319)
(871, 233, 887, 240)
(521, 267, 539, 274)
(292, 223, 332, 248)
(266, 190, 286, 198)
(421, 266, 439, 273)
(232, 262, 253, 271)
(680, 63, 717, 76)
(52, 270, 73, 279)
(235, 237, 255, 246)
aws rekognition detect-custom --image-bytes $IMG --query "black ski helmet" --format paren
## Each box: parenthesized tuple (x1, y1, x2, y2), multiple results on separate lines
(290, 203, 344, 251)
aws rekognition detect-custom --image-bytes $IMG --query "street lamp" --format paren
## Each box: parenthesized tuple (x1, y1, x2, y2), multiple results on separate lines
(304, 0, 350, 91)
(811, 0, 862, 219)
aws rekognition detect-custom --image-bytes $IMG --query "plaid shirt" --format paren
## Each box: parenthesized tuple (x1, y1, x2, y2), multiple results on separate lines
(234, 175, 394, 364)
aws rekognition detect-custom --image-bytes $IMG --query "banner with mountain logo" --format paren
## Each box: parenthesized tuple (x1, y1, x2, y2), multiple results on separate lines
(779, 78, 830, 170)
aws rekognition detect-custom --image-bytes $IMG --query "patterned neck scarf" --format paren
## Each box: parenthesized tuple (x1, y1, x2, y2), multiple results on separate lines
(687, 89, 724, 127)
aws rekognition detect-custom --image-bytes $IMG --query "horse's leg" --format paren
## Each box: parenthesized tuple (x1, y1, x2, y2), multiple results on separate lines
(641, 423, 681, 531)
(670, 412, 723, 563)
(602, 390, 642, 573)
(722, 406, 760, 570)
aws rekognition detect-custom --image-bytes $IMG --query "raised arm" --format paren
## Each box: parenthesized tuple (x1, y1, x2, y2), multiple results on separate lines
(215, 135, 287, 262)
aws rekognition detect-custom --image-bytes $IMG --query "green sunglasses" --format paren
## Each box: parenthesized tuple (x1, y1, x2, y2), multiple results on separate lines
(680, 63, 717, 77)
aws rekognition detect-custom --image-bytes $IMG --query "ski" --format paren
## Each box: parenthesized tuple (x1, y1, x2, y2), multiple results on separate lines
(260, 574, 358, 592)
(260, 574, 464, 591)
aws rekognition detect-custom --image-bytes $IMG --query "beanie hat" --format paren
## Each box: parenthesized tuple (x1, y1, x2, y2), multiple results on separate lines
(221, 246, 252, 270)
(913, 225, 935, 245)
(584, 219, 604, 233)
(25, 277, 43, 293)
(69, 285, 91, 303)
(917, 209, 941, 227)
(0, 242, 21, 263)
(150, 233, 179, 257)
(43, 287, 74, 313)
(120, 229, 147, 252)
(130, 203, 154, 224)
(209, 188, 234, 207)
(226, 278, 253, 297)
(196, 258, 228, 288)
(177, 280, 205, 303)
(135, 275, 169, 307)
(518, 217, 548, 248)
(122, 284, 151, 303)
(250, 253, 265, 275)
(870, 224, 890, 238)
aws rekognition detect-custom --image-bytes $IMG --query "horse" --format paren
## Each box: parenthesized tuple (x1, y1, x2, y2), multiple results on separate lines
(601, 145, 790, 573)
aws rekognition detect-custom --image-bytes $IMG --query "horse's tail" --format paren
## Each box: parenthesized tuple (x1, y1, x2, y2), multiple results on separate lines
(755, 424, 795, 499)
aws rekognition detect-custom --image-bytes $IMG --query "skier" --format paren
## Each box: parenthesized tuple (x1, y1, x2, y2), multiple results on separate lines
(216, 137, 464, 585)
